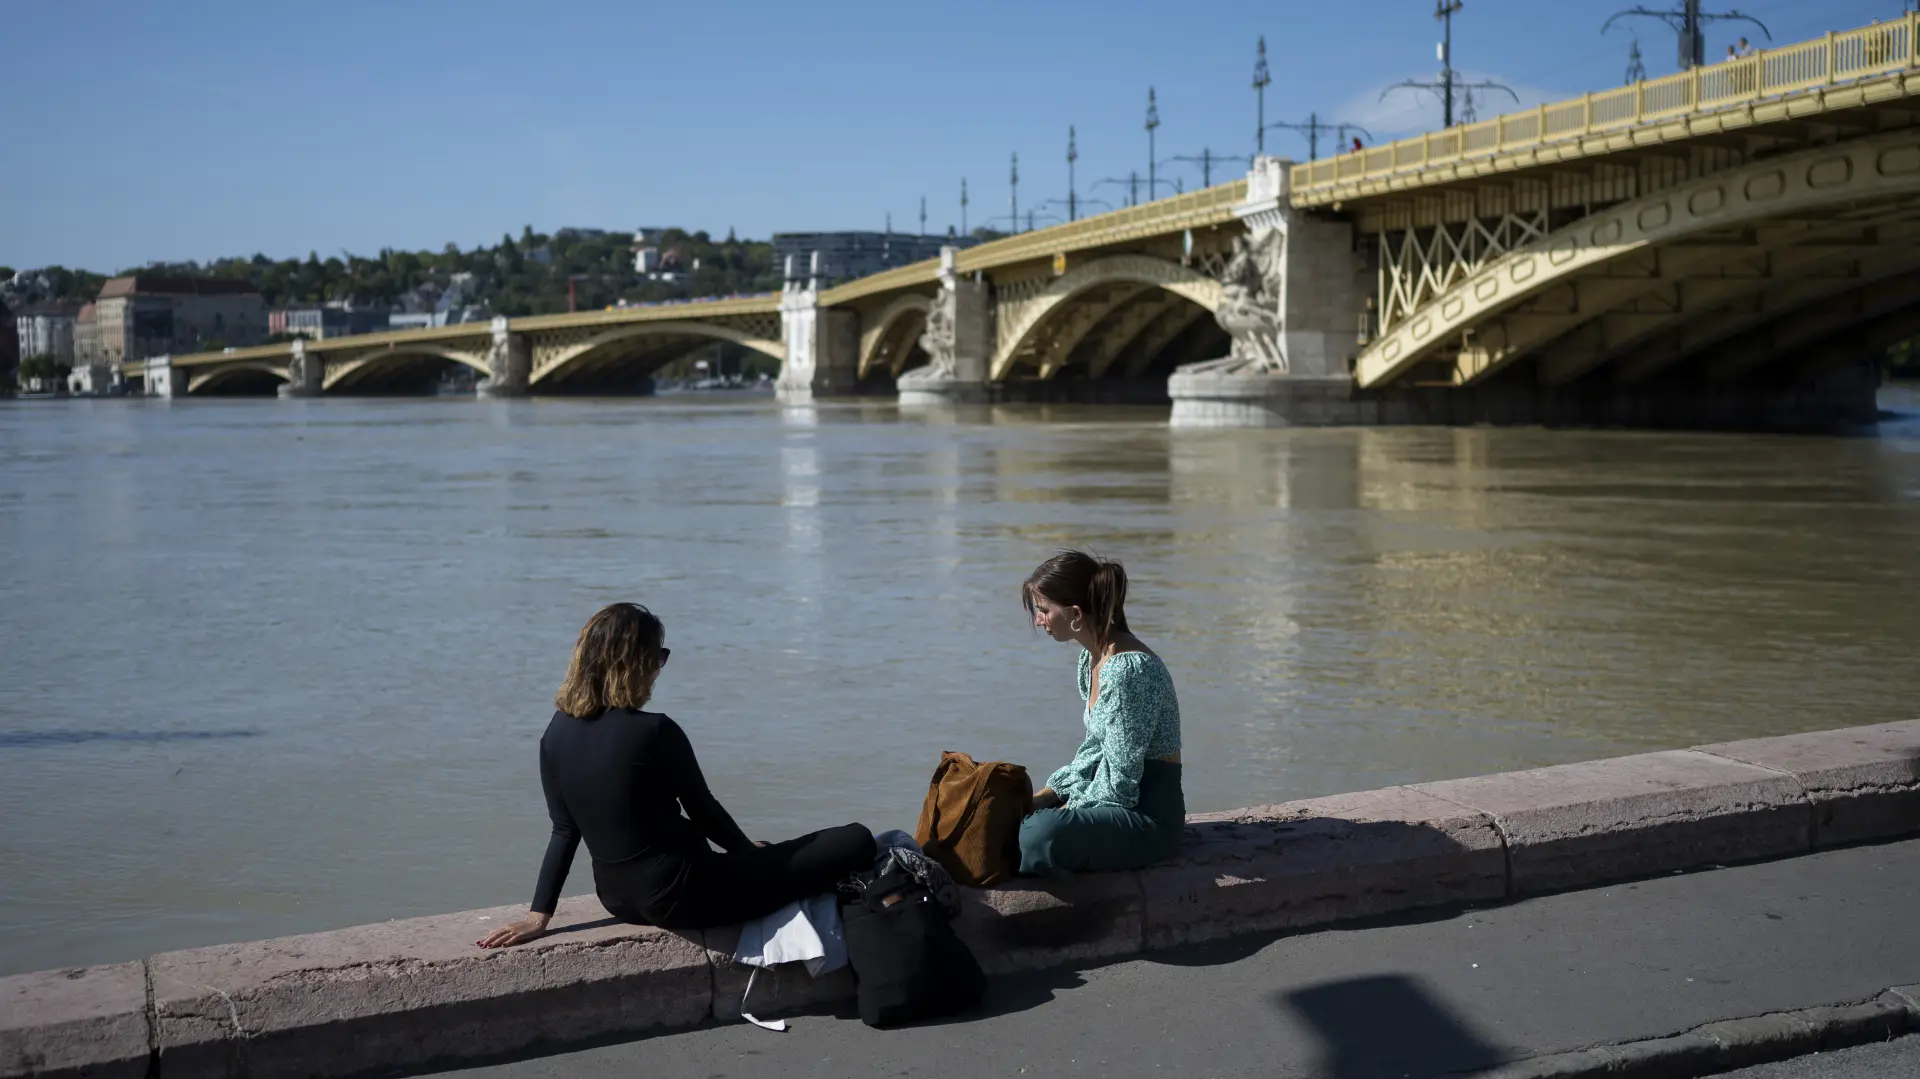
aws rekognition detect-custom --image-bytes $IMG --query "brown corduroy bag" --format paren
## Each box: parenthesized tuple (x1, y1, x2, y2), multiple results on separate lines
(912, 751, 1034, 887)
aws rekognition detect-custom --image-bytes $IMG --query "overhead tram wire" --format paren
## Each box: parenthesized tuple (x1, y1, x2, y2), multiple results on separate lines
(1266, 116, 1374, 160)
(1382, 0, 1518, 128)
(1163, 149, 1251, 188)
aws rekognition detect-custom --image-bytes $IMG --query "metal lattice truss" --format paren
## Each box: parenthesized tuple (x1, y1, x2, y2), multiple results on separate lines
(527, 313, 784, 384)
(1544, 217, 1920, 386)
(1116, 304, 1212, 378)
(989, 255, 1221, 380)
(1701, 260, 1920, 384)
(184, 361, 290, 394)
(1377, 210, 1547, 333)
(1026, 284, 1151, 379)
(856, 294, 933, 378)
(318, 334, 493, 392)
(1353, 130, 1920, 389)
(1084, 293, 1189, 378)
(990, 275, 1051, 359)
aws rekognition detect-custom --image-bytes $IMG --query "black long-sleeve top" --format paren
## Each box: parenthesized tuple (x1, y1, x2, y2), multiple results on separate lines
(531, 708, 753, 915)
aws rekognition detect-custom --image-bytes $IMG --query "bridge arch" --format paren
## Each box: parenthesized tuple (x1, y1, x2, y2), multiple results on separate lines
(857, 294, 933, 379)
(322, 347, 491, 393)
(531, 321, 786, 390)
(186, 362, 289, 396)
(990, 255, 1222, 381)
(1355, 129, 1920, 389)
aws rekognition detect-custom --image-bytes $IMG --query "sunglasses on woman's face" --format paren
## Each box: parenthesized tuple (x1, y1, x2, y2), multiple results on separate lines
(659, 647, 671, 665)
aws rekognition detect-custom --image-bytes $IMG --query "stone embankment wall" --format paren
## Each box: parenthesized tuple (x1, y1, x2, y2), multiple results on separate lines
(5, 720, 1917, 1079)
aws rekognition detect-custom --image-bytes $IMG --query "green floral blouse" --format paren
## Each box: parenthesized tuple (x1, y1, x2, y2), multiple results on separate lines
(1044, 649, 1182, 811)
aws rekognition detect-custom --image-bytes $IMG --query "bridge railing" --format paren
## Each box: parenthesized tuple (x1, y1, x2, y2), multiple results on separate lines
(820, 178, 1249, 304)
(1292, 14, 1918, 199)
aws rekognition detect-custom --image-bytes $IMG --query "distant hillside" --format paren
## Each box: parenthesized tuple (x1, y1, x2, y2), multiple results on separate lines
(1, 227, 780, 316)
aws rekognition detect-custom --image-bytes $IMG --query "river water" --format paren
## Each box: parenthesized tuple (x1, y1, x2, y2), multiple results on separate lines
(2, 391, 1918, 975)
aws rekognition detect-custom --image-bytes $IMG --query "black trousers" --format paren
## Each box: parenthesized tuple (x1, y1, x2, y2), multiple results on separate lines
(641, 822, 876, 930)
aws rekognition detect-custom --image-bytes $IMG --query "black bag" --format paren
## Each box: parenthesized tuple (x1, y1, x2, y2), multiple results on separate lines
(839, 864, 986, 1028)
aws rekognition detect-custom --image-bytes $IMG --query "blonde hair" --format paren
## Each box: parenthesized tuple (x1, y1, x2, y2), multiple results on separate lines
(553, 603, 666, 718)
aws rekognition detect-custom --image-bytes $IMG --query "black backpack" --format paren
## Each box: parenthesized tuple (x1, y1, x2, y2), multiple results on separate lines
(839, 863, 986, 1028)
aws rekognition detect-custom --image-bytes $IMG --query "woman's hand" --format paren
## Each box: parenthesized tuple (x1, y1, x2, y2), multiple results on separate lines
(476, 911, 550, 949)
(1033, 787, 1064, 811)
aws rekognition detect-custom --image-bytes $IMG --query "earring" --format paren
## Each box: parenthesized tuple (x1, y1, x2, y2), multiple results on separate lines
(1069, 617, 1082, 631)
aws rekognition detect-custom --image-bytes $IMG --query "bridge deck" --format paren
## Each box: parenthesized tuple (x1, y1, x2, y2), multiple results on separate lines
(821, 179, 1247, 305)
(1291, 15, 1920, 209)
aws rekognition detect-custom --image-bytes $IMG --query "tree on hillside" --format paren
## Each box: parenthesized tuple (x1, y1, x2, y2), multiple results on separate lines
(21, 226, 782, 321)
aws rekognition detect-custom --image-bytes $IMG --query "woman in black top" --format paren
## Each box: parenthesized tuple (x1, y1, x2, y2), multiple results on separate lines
(477, 603, 875, 947)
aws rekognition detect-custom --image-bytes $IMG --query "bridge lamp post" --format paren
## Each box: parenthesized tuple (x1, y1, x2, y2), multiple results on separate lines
(1145, 87, 1161, 201)
(1382, 0, 1516, 133)
(960, 177, 969, 235)
(1067, 125, 1079, 222)
(1010, 152, 1020, 233)
(1253, 36, 1271, 156)
(1435, 0, 1463, 128)
(1602, 1, 1771, 71)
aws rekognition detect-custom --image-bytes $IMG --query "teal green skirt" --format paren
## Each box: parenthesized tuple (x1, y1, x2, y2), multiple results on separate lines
(1018, 760, 1185, 877)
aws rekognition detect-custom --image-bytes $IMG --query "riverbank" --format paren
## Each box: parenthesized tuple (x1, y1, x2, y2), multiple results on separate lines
(5, 719, 1914, 1079)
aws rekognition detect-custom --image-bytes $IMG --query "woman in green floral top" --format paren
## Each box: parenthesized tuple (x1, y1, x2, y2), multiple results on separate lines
(1018, 550, 1184, 877)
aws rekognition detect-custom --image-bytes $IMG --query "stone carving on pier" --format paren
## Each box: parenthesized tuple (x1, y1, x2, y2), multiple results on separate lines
(286, 343, 310, 387)
(279, 339, 321, 397)
(917, 286, 957, 379)
(485, 318, 529, 396)
(1209, 227, 1287, 374)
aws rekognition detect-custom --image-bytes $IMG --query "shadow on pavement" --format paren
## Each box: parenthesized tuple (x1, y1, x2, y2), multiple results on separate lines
(1279, 974, 1509, 1079)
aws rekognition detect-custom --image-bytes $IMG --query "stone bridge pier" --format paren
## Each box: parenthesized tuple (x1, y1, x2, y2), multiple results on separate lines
(775, 255, 860, 403)
(1169, 157, 1370, 427)
(897, 248, 992, 404)
(479, 317, 530, 397)
(277, 340, 323, 398)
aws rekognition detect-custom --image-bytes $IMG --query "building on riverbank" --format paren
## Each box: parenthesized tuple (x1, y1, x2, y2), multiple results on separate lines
(0, 295, 17, 394)
(772, 230, 976, 287)
(267, 304, 390, 340)
(13, 302, 78, 363)
(76, 276, 265, 366)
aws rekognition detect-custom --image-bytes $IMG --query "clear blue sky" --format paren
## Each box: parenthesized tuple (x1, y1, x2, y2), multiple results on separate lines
(0, 0, 1894, 272)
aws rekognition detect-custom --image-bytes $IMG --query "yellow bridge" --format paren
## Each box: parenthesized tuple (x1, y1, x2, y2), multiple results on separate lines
(136, 15, 1920, 429)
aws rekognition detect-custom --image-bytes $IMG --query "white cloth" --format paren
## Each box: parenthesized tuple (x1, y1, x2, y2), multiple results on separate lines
(734, 891, 847, 975)
(732, 891, 847, 1032)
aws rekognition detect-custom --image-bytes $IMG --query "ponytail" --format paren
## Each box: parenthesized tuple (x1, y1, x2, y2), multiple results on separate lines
(1023, 549, 1131, 648)
(1085, 559, 1129, 648)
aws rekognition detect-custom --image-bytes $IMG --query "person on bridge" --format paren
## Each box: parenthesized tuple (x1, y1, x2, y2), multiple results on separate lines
(1018, 551, 1185, 877)
(477, 602, 875, 946)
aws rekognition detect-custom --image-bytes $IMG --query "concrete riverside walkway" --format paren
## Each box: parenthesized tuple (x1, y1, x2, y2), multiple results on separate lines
(458, 836, 1920, 1079)
(4, 720, 1917, 1079)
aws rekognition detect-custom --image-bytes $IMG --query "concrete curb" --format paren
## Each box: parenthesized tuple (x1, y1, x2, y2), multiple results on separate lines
(3, 719, 1915, 1079)
(1478, 985, 1920, 1078)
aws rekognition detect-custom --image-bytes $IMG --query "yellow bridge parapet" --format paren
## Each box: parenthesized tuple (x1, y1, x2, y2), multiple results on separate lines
(821, 180, 1248, 305)
(1291, 15, 1920, 207)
